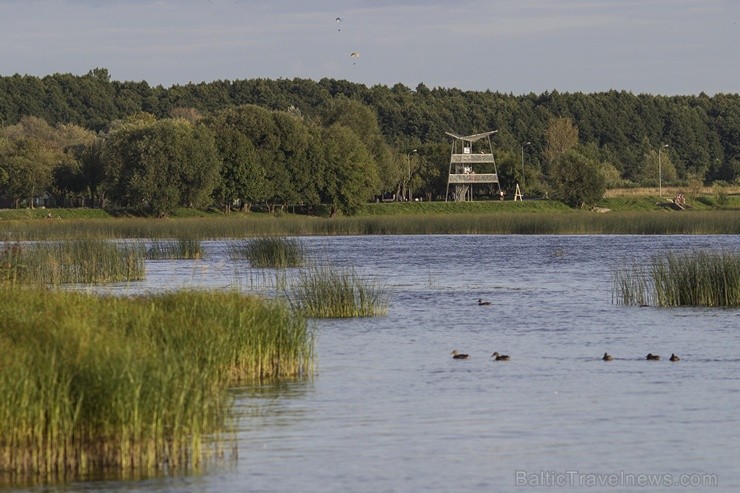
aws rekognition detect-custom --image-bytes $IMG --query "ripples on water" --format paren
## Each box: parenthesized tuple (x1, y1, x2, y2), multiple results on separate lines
(31, 235, 740, 492)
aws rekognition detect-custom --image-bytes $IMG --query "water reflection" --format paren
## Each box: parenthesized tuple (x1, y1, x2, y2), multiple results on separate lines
(230, 381, 315, 424)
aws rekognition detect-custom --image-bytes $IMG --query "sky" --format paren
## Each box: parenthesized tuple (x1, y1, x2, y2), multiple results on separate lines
(0, 0, 738, 95)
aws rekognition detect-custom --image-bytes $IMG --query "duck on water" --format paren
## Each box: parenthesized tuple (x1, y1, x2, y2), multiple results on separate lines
(450, 350, 469, 359)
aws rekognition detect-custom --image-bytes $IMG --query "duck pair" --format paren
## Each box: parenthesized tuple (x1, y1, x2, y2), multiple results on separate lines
(647, 353, 681, 361)
(602, 352, 680, 361)
(450, 350, 510, 361)
(646, 353, 681, 361)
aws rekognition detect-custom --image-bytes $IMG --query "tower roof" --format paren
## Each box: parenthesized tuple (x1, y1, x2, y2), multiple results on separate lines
(445, 130, 498, 143)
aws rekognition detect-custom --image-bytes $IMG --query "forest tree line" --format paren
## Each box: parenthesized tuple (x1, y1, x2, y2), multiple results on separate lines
(0, 68, 738, 212)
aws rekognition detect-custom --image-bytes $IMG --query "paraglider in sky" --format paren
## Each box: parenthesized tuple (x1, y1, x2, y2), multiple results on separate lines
(350, 51, 359, 64)
(336, 17, 342, 31)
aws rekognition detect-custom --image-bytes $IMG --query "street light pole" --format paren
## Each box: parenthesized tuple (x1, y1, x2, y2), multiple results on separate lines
(659, 144, 668, 197)
(521, 142, 531, 188)
(406, 149, 417, 202)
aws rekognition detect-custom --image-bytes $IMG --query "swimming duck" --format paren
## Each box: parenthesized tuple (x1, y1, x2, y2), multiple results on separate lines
(646, 353, 661, 360)
(450, 350, 469, 360)
(602, 352, 613, 361)
(477, 298, 491, 306)
(669, 353, 680, 361)
(491, 351, 510, 361)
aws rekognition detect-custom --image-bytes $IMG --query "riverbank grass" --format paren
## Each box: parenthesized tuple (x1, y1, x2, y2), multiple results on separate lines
(2, 209, 740, 240)
(613, 251, 740, 307)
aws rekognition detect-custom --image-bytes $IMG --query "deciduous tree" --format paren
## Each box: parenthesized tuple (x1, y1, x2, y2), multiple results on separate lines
(544, 117, 579, 164)
(102, 118, 220, 212)
(549, 150, 605, 207)
(320, 124, 380, 215)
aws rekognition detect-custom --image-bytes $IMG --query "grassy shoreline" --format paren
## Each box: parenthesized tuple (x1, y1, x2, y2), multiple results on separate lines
(1, 191, 739, 239)
(1, 209, 739, 239)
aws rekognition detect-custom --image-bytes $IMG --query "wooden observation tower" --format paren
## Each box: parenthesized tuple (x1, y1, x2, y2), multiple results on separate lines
(445, 130, 500, 202)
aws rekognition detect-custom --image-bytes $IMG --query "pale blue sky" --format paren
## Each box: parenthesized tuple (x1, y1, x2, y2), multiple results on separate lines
(0, 0, 737, 95)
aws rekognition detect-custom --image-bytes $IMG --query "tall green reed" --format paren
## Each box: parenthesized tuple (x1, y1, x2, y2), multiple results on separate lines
(0, 240, 144, 285)
(0, 288, 314, 485)
(613, 251, 740, 307)
(230, 236, 305, 268)
(612, 260, 651, 306)
(289, 264, 388, 318)
(145, 238, 203, 259)
(3, 210, 740, 241)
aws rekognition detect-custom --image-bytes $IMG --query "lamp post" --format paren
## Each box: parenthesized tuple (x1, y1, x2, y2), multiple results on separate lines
(521, 142, 531, 188)
(659, 144, 668, 197)
(406, 149, 417, 201)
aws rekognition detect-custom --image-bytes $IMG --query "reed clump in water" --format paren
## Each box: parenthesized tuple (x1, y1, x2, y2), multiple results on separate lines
(0, 240, 144, 284)
(145, 238, 203, 259)
(0, 288, 314, 485)
(290, 264, 388, 318)
(232, 236, 305, 268)
(613, 251, 740, 307)
(612, 260, 651, 307)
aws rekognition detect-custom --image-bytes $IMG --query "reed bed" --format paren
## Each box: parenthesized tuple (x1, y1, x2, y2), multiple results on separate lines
(230, 236, 305, 268)
(612, 260, 652, 307)
(0, 240, 144, 285)
(145, 238, 203, 260)
(0, 288, 314, 485)
(2, 210, 740, 241)
(289, 264, 388, 318)
(613, 251, 740, 307)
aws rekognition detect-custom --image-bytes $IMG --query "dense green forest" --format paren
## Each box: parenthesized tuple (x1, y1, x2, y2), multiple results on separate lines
(0, 68, 738, 213)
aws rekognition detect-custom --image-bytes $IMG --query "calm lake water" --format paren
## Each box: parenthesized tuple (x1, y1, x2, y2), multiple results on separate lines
(20, 235, 740, 492)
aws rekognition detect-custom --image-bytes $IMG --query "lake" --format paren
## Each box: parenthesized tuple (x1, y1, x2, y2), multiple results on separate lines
(23, 235, 740, 492)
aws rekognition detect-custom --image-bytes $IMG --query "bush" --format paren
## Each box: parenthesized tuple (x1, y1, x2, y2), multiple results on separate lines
(549, 150, 606, 207)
